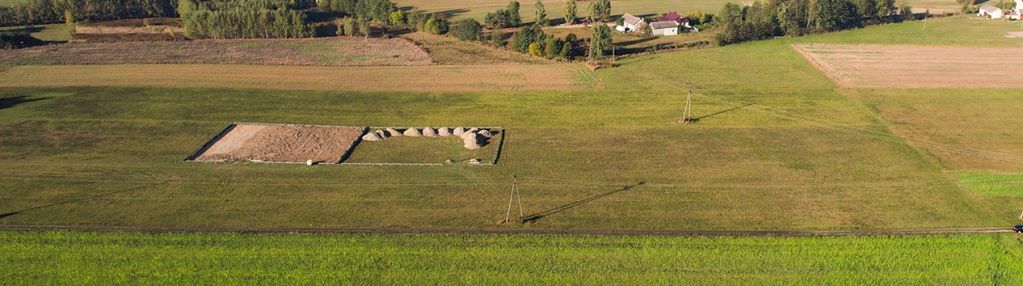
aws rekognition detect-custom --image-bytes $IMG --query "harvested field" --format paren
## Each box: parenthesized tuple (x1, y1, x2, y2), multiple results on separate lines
(0, 37, 431, 68)
(794, 44, 1023, 88)
(0, 64, 594, 92)
(193, 123, 363, 164)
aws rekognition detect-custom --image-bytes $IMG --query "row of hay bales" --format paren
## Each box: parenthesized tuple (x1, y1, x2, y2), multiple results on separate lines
(362, 127, 494, 150)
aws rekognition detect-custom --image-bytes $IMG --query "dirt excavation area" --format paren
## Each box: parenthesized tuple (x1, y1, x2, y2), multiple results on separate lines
(794, 44, 1023, 88)
(193, 124, 363, 164)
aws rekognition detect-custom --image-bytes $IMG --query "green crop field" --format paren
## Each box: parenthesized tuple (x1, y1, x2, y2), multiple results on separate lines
(2, 231, 1022, 284)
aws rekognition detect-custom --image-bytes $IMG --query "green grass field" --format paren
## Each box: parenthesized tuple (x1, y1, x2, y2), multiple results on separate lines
(0, 0, 25, 7)
(1, 18, 1018, 230)
(2, 231, 1021, 284)
(0, 24, 71, 42)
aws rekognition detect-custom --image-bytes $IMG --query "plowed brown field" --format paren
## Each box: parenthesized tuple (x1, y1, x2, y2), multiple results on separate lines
(794, 44, 1023, 88)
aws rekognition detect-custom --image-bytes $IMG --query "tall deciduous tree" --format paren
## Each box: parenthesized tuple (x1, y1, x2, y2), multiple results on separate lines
(563, 0, 577, 24)
(588, 23, 611, 59)
(507, 1, 522, 26)
(535, 0, 547, 26)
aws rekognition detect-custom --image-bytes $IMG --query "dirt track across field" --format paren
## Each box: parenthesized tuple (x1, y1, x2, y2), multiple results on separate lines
(794, 44, 1023, 88)
(195, 124, 363, 163)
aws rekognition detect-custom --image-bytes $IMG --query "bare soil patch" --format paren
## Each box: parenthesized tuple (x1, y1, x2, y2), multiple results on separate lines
(794, 44, 1023, 88)
(194, 123, 364, 164)
(0, 37, 431, 68)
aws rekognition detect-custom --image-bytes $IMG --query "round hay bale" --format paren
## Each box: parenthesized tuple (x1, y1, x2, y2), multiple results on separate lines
(362, 132, 382, 141)
(386, 128, 401, 137)
(453, 127, 465, 136)
(375, 130, 388, 138)
(437, 127, 451, 136)
(403, 127, 422, 137)
(306, 160, 315, 166)
(478, 129, 492, 138)
(422, 127, 437, 137)
(459, 130, 476, 139)
(463, 133, 482, 150)
(467, 127, 479, 133)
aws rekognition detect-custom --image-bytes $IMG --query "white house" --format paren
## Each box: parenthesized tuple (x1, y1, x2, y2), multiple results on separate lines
(1012, 0, 1023, 20)
(650, 21, 680, 36)
(978, 4, 1003, 19)
(618, 13, 646, 33)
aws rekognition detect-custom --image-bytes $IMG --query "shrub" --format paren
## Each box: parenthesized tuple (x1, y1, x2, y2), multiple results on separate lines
(559, 41, 573, 59)
(527, 42, 542, 56)
(543, 37, 562, 58)
(452, 18, 482, 41)
(485, 9, 514, 28)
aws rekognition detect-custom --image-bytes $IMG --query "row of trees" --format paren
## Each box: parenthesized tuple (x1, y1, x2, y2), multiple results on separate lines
(716, 0, 912, 45)
(178, 0, 311, 38)
(315, 0, 392, 22)
(483, 0, 612, 29)
(0, 0, 178, 26)
(484, 1, 521, 28)
(509, 24, 578, 59)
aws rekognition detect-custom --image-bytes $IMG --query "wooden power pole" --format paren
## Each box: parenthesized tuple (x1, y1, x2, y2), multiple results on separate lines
(681, 88, 695, 124)
(504, 176, 523, 224)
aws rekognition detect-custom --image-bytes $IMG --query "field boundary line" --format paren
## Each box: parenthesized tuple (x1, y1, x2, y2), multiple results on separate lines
(791, 44, 853, 88)
(0, 225, 1013, 237)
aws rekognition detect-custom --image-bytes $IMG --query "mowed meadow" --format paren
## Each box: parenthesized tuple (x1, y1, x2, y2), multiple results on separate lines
(2, 231, 1022, 284)
(1, 17, 1019, 231)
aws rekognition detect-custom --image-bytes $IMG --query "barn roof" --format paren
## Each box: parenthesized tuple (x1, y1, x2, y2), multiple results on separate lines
(650, 21, 679, 30)
(621, 14, 645, 25)
(660, 11, 682, 22)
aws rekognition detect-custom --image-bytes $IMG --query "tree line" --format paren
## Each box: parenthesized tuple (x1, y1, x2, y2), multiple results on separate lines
(178, 0, 312, 39)
(716, 0, 913, 45)
(0, 0, 179, 26)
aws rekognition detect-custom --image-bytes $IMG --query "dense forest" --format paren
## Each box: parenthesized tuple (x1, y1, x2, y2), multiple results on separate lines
(0, 0, 178, 26)
(178, 0, 312, 39)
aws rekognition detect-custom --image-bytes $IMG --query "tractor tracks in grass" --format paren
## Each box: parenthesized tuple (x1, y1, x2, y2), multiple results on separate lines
(0, 225, 1013, 237)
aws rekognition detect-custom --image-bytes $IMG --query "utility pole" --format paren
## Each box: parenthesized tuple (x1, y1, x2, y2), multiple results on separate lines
(504, 176, 523, 224)
(681, 88, 695, 124)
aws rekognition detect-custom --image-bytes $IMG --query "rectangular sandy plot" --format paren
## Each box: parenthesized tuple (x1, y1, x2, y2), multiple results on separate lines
(192, 123, 364, 164)
(794, 44, 1023, 88)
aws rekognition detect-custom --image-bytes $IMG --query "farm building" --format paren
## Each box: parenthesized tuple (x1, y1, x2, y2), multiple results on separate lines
(650, 21, 680, 36)
(659, 11, 683, 23)
(617, 13, 646, 33)
(978, 5, 1003, 19)
(1012, 0, 1023, 20)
